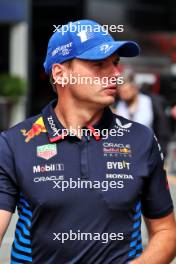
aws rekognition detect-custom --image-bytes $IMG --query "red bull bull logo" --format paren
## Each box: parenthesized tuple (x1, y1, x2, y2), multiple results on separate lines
(21, 117, 47, 143)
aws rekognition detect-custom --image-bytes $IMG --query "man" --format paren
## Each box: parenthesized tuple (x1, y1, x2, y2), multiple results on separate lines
(0, 19, 176, 264)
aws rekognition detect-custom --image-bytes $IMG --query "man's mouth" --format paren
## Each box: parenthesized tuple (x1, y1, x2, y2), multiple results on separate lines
(105, 84, 117, 89)
(103, 85, 117, 95)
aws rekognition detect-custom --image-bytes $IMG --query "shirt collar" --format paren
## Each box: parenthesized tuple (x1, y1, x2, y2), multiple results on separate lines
(42, 100, 114, 143)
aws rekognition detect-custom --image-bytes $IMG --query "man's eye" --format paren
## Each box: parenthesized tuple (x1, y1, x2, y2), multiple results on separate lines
(113, 59, 119, 66)
(94, 62, 104, 67)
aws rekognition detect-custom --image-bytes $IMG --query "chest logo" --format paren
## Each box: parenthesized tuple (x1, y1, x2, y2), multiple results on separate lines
(115, 118, 132, 136)
(21, 117, 47, 143)
(37, 144, 57, 160)
(103, 142, 132, 157)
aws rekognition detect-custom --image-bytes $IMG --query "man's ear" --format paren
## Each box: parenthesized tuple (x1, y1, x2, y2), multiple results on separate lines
(52, 63, 64, 86)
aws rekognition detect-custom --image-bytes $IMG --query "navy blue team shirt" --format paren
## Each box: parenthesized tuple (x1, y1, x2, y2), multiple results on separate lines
(0, 100, 173, 264)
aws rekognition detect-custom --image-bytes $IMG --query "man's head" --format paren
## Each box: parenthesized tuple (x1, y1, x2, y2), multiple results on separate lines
(44, 19, 140, 108)
(51, 53, 121, 107)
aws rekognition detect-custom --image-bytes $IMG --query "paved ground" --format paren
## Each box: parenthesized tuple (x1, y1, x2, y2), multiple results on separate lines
(0, 176, 176, 263)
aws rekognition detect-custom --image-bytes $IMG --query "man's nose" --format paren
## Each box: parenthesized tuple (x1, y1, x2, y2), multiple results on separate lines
(112, 66, 120, 78)
(111, 62, 120, 76)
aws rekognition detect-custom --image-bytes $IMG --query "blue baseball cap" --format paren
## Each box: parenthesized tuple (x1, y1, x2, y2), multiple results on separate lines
(44, 19, 140, 75)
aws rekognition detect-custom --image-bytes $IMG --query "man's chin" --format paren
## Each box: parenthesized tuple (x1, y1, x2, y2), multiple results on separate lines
(98, 96, 116, 107)
(82, 95, 116, 109)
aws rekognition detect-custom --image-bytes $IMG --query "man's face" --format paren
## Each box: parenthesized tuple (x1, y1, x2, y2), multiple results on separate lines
(61, 54, 120, 108)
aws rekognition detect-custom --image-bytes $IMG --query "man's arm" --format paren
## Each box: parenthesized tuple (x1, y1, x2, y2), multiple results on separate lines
(131, 213, 176, 264)
(0, 210, 13, 246)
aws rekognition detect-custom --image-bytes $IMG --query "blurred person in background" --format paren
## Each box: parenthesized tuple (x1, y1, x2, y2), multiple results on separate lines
(115, 72, 171, 156)
(141, 82, 172, 155)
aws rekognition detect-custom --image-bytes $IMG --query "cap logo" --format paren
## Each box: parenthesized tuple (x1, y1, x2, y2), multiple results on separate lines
(77, 30, 94, 43)
(100, 44, 113, 53)
(52, 42, 73, 57)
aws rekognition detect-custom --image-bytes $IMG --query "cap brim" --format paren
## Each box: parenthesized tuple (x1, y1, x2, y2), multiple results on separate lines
(76, 41, 140, 61)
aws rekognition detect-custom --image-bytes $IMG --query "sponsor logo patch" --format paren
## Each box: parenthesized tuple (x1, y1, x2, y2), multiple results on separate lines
(37, 144, 57, 160)
(21, 117, 47, 143)
(115, 118, 132, 136)
(100, 44, 113, 53)
(103, 142, 132, 157)
(106, 161, 130, 170)
(33, 163, 64, 173)
(52, 42, 73, 56)
(106, 174, 133, 180)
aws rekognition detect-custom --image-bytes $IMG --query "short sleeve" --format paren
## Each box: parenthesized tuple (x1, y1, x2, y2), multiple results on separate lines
(141, 135, 174, 219)
(0, 132, 19, 213)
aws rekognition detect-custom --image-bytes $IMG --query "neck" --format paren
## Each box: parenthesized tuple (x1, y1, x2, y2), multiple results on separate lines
(54, 97, 104, 131)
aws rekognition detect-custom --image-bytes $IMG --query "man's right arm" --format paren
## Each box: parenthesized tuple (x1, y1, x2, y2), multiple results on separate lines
(0, 133, 18, 247)
(0, 210, 13, 246)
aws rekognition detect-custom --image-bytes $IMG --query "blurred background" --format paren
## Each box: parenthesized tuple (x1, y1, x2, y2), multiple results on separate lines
(0, 0, 176, 263)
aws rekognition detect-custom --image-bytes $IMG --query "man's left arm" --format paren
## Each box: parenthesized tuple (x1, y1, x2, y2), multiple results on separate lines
(131, 132, 176, 264)
(131, 213, 176, 264)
